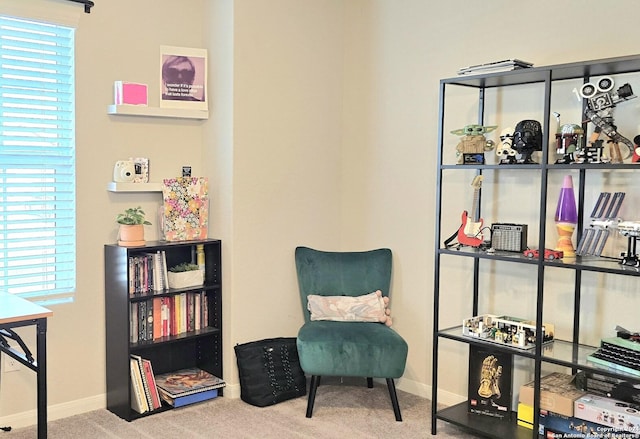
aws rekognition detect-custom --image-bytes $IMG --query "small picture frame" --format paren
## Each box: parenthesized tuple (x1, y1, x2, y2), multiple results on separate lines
(160, 46, 207, 111)
(129, 157, 149, 183)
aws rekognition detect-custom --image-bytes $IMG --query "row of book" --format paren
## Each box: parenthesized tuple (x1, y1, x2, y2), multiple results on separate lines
(130, 354, 225, 413)
(130, 292, 209, 343)
(128, 251, 168, 295)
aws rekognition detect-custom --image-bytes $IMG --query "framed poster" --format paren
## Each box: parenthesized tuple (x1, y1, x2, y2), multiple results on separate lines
(160, 46, 207, 110)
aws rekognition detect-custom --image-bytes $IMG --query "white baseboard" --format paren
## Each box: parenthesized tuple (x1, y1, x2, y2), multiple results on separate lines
(0, 394, 105, 430)
(0, 383, 466, 430)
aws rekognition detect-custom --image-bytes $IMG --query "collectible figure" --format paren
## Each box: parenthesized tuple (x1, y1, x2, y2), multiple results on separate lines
(578, 76, 636, 161)
(633, 135, 640, 163)
(553, 113, 584, 164)
(496, 127, 517, 164)
(512, 119, 542, 163)
(451, 124, 497, 164)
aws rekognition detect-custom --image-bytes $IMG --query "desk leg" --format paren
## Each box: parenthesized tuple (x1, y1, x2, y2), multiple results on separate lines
(36, 318, 47, 439)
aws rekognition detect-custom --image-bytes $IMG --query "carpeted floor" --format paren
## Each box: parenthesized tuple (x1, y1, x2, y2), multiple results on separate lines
(5, 378, 482, 438)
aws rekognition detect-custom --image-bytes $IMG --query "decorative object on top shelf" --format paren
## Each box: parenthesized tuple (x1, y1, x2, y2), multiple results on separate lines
(553, 112, 584, 164)
(162, 177, 209, 242)
(116, 206, 152, 247)
(113, 158, 149, 183)
(578, 76, 636, 162)
(113, 81, 148, 106)
(554, 175, 578, 258)
(511, 119, 542, 164)
(113, 160, 136, 183)
(167, 263, 204, 289)
(130, 158, 149, 183)
(633, 135, 640, 163)
(160, 46, 207, 111)
(496, 127, 516, 164)
(462, 314, 555, 351)
(451, 124, 496, 165)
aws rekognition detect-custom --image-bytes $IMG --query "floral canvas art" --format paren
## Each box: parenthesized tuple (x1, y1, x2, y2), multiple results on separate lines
(162, 177, 209, 241)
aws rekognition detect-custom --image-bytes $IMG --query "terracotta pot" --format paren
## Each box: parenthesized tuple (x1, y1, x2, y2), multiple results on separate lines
(118, 224, 145, 247)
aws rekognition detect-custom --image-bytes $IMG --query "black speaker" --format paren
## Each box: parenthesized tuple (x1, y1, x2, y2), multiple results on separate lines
(491, 223, 528, 252)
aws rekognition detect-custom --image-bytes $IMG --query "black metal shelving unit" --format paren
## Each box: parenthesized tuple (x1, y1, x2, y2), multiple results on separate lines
(431, 55, 640, 438)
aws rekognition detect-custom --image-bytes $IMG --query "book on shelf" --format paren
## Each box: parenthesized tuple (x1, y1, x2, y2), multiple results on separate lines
(141, 358, 162, 410)
(130, 357, 149, 414)
(127, 251, 170, 296)
(130, 292, 209, 342)
(154, 367, 225, 407)
(130, 354, 155, 411)
(157, 387, 219, 408)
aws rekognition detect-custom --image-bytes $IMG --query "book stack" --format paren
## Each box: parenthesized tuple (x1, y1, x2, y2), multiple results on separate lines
(129, 354, 162, 414)
(457, 59, 533, 76)
(129, 291, 209, 343)
(154, 367, 225, 407)
(587, 337, 640, 377)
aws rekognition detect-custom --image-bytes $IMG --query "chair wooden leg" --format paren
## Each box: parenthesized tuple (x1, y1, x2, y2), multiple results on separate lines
(306, 375, 321, 418)
(386, 378, 402, 422)
(366, 377, 373, 388)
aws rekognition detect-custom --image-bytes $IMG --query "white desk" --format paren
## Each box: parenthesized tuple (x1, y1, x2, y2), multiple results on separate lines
(0, 294, 53, 438)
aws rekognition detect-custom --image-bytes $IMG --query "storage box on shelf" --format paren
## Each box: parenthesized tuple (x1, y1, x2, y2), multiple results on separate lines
(105, 239, 222, 421)
(432, 54, 640, 439)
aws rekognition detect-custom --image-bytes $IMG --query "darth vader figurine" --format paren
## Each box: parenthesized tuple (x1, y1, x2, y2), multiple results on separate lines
(512, 119, 542, 163)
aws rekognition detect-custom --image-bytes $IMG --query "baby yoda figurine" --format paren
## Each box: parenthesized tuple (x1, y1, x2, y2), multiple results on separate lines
(451, 124, 497, 164)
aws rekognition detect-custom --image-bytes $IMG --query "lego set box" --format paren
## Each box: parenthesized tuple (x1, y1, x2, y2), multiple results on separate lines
(468, 345, 513, 419)
(519, 372, 586, 417)
(576, 371, 640, 405)
(574, 394, 640, 435)
(462, 314, 555, 350)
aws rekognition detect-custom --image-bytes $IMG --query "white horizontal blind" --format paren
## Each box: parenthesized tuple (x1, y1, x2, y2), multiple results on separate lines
(0, 16, 76, 305)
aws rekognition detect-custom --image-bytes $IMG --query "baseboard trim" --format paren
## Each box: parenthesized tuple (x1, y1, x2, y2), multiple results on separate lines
(0, 394, 105, 430)
(0, 383, 466, 430)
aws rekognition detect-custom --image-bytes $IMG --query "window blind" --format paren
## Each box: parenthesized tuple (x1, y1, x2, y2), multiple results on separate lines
(0, 16, 76, 305)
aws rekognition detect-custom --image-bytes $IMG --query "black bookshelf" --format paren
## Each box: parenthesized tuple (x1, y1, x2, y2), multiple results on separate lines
(105, 239, 222, 421)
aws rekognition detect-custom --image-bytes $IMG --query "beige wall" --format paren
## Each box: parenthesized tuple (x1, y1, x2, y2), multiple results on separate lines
(2, 0, 640, 428)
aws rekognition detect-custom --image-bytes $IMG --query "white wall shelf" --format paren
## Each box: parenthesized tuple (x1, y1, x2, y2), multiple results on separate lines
(107, 104, 209, 120)
(107, 182, 164, 193)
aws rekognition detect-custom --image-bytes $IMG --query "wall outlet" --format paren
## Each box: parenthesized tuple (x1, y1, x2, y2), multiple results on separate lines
(2, 355, 20, 372)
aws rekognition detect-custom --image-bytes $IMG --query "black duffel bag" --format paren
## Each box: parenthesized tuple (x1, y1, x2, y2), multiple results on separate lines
(234, 337, 306, 407)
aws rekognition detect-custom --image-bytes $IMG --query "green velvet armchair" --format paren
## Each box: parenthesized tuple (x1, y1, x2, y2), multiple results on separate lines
(295, 246, 408, 421)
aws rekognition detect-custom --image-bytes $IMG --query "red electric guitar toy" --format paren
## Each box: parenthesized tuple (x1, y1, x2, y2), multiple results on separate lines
(457, 175, 484, 247)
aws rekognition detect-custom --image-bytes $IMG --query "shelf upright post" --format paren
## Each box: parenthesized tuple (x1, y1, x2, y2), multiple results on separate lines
(431, 79, 448, 435)
(572, 168, 586, 363)
(531, 70, 553, 439)
(471, 86, 487, 316)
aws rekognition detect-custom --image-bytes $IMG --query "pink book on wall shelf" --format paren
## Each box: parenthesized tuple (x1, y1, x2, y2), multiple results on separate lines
(162, 177, 209, 241)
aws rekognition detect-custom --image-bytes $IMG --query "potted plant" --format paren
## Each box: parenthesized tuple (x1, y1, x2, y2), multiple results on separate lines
(116, 206, 152, 247)
(167, 262, 204, 289)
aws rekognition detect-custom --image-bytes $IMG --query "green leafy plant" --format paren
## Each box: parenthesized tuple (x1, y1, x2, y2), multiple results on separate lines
(116, 206, 152, 225)
(169, 262, 200, 273)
